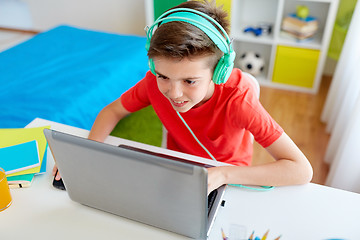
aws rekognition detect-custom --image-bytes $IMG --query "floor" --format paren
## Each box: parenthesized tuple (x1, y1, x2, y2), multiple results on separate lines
(252, 75, 332, 185)
(0, 29, 34, 52)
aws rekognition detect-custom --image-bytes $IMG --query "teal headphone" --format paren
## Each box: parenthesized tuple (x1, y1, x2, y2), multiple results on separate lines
(145, 8, 236, 84)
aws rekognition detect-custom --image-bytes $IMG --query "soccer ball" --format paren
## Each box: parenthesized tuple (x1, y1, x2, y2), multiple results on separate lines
(238, 51, 265, 76)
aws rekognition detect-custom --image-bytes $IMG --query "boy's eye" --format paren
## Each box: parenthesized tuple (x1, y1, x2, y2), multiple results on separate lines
(157, 74, 167, 79)
(185, 80, 196, 85)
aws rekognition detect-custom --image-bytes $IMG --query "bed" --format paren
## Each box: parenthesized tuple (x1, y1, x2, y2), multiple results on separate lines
(0, 25, 162, 146)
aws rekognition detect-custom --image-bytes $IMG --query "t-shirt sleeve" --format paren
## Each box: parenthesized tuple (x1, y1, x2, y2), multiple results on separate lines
(120, 71, 154, 112)
(231, 84, 284, 148)
(250, 102, 284, 148)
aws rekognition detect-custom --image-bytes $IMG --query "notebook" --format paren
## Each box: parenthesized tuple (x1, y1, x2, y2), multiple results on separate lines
(0, 126, 49, 177)
(0, 140, 40, 175)
(44, 129, 226, 239)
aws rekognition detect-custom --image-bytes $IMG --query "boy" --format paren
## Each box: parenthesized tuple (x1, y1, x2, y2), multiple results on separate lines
(54, 0, 313, 193)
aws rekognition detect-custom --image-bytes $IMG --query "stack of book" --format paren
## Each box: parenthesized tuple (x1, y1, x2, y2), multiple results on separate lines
(281, 13, 319, 41)
(0, 126, 49, 188)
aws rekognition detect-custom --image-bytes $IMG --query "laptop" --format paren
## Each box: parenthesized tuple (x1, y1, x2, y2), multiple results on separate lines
(44, 129, 226, 239)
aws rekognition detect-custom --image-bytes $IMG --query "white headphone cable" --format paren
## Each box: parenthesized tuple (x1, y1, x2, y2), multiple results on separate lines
(176, 111, 217, 161)
(175, 111, 274, 191)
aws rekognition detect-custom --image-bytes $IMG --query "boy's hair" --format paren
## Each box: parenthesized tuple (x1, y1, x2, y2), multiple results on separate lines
(147, 0, 230, 72)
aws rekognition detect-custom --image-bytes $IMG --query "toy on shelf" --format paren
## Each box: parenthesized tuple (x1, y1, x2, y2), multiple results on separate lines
(296, 5, 309, 19)
(243, 23, 272, 37)
(281, 5, 319, 41)
(238, 51, 265, 77)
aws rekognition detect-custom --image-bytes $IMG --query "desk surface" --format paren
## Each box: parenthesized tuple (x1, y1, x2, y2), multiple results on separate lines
(0, 31, 33, 52)
(2, 118, 360, 240)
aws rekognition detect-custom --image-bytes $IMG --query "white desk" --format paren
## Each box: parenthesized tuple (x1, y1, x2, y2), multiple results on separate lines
(2, 118, 360, 240)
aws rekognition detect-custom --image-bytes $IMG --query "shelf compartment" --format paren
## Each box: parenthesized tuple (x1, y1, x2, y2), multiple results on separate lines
(279, 0, 331, 47)
(231, 0, 279, 43)
(233, 41, 273, 81)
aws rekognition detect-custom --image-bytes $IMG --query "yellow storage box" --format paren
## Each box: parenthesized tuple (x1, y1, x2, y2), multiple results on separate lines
(272, 45, 320, 88)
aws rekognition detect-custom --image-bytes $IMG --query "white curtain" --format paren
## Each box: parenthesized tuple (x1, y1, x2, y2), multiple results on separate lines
(321, 0, 360, 193)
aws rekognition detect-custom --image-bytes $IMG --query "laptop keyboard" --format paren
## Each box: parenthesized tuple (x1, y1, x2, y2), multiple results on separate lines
(207, 189, 218, 216)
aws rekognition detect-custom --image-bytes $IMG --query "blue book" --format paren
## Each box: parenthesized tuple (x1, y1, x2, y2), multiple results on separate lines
(36, 143, 48, 175)
(289, 13, 317, 22)
(0, 140, 40, 175)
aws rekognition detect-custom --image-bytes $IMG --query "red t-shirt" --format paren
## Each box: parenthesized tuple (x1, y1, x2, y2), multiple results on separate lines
(121, 69, 283, 166)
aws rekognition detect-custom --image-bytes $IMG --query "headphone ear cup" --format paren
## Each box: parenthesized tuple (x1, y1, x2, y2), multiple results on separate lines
(212, 51, 235, 84)
(213, 48, 236, 84)
(222, 62, 234, 84)
(212, 56, 225, 84)
(149, 58, 156, 75)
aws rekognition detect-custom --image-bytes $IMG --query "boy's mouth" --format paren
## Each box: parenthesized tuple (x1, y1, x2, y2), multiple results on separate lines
(170, 99, 188, 108)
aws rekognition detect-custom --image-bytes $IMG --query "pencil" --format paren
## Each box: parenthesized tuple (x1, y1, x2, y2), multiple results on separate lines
(221, 228, 227, 240)
(261, 229, 269, 240)
(248, 230, 254, 240)
(274, 235, 282, 240)
(9, 182, 30, 188)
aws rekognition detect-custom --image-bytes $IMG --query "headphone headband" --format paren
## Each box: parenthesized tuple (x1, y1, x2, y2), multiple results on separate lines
(146, 8, 232, 54)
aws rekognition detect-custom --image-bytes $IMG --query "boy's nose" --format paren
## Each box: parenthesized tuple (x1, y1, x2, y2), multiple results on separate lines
(168, 82, 183, 99)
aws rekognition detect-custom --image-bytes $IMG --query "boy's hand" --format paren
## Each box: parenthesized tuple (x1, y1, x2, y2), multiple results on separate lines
(207, 167, 226, 194)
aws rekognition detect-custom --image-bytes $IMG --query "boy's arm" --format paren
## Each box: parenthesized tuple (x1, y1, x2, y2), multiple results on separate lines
(53, 98, 131, 180)
(88, 98, 131, 142)
(207, 132, 313, 192)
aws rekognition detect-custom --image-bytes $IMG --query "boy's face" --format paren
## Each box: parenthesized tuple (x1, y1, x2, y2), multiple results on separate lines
(153, 56, 215, 113)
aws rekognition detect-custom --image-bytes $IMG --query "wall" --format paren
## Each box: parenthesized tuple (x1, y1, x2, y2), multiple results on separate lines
(17, 0, 340, 75)
(23, 0, 146, 36)
(323, 57, 338, 76)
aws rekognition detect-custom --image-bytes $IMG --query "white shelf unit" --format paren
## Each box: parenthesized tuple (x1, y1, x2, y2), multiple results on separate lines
(231, 0, 339, 93)
(145, 0, 339, 93)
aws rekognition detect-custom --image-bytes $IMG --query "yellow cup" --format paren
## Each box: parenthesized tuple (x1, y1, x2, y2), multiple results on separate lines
(0, 168, 12, 211)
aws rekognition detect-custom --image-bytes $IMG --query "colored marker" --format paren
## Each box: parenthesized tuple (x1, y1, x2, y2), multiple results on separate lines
(248, 231, 254, 240)
(261, 229, 269, 240)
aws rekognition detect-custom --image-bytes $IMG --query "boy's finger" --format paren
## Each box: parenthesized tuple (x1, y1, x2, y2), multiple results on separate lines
(55, 169, 62, 180)
(52, 165, 58, 176)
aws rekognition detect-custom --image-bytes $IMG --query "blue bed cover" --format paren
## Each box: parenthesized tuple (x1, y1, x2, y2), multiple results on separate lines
(0, 25, 148, 129)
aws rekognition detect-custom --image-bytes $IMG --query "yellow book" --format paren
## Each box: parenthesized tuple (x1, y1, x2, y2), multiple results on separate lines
(0, 126, 50, 177)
